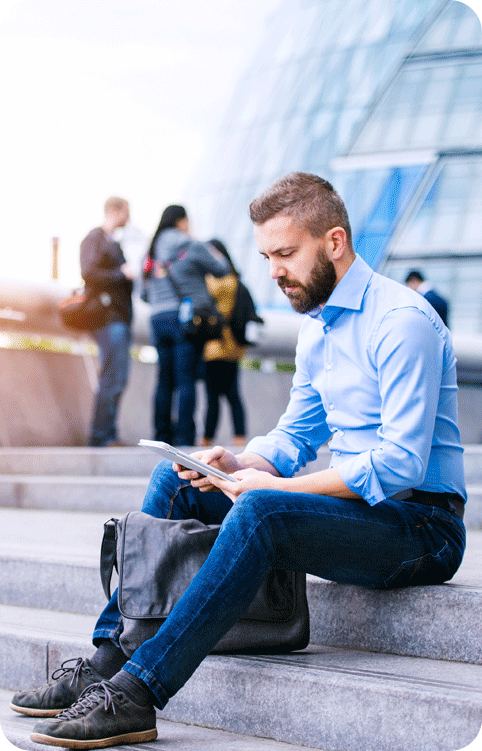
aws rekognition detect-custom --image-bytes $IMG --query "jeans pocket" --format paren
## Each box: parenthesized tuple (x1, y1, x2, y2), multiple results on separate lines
(383, 542, 459, 589)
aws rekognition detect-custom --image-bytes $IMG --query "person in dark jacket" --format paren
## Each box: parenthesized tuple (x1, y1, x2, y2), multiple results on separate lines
(142, 205, 229, 446)
(80, 197, 135, 447)
(405, 270, 449, 326)
(201, 239, 263, 447)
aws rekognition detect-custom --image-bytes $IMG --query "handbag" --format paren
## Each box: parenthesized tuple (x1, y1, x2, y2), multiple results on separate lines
(178, 298, 225, 346)
(100, 511, 310, 657)
(58, 289, 112, 331)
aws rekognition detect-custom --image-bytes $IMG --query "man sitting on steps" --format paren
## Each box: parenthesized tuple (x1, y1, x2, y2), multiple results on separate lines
(10, 172, 467, 750)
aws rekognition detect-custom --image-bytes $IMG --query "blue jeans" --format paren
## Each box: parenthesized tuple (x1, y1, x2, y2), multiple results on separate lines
(150, 311, 202, 446)
(89, 322, 131, 447)
(92, 460, 465, 709)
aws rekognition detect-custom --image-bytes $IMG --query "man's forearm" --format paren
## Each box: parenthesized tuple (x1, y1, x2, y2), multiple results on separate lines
(235, 454, 360, 499)
(273, 467, 361, 498)
(235, 452, 282, 475)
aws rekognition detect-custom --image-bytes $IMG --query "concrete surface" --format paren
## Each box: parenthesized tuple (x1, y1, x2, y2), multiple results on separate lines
(0, 689, 321, 751)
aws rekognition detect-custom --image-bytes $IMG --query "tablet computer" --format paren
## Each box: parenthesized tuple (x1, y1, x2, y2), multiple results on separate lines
(138, 439, 240, 483)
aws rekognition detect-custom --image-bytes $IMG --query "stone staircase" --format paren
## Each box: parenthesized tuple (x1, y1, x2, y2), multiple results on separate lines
(0, 446, 481, 751)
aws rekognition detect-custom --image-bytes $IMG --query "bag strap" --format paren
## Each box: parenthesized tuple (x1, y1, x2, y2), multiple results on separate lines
(159, 247, 219, 311)
(100, 518, 119, 600)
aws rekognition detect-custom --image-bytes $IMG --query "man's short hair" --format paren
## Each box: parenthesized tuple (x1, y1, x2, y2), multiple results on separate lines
(249, 172, 352, 247)
(104, 196, 129, 215)
(405, 270, 425, 284)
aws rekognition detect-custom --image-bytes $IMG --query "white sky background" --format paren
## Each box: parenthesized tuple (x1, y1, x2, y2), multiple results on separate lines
(0, 0, 279, 285)
(0, 0, 481, 288)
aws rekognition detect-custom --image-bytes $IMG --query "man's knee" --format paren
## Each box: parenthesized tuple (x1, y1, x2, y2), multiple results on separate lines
(146, 460, 180, 495)
(221, 488, 278, 529)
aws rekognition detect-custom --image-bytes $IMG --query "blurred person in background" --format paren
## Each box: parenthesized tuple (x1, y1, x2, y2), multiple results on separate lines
(405, 270, 449, 327)
(80, 197, 135, 447)
(142, 206, 229, 446)
(201, 238, 263, 448)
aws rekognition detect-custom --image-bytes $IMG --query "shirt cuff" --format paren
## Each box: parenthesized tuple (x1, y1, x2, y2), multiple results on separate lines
(337, 453, 387, 506)
(244, 435, 306, 478)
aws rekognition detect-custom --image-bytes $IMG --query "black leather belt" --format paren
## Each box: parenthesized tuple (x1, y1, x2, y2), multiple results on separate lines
(394, 488, 465, 520)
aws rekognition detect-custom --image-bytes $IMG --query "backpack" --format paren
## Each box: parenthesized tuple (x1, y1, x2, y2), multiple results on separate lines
(230, 281, 264, 345)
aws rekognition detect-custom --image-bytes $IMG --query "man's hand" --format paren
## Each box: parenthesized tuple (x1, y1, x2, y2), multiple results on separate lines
(206, 467, 280, 503)
(173, 445, 242, 492)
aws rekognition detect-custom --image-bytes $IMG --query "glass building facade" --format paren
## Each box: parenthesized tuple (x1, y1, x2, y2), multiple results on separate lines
(191, 0, 482, 335)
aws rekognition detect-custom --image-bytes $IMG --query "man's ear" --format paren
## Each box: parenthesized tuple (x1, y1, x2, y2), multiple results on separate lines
(326, 227, 347, 260)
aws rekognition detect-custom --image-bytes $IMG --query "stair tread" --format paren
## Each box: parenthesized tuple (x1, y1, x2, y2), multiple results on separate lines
(0, 604, 481, 697)
(0, 474, 148, 484)
(1, 506, 481, 584)
(0, 690, 321, 751)
(1, 606, 481, 751)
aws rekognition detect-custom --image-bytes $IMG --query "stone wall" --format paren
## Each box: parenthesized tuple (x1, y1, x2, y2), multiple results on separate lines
(0, 347, 480, 447)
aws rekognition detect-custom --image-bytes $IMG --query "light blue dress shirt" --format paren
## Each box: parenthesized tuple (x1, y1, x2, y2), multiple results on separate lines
(246, 255, 466, 506)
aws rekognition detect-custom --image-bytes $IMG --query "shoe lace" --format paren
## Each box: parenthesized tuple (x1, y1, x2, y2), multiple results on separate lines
(56, 682, 119, 720)
(51, 657, 90, 688)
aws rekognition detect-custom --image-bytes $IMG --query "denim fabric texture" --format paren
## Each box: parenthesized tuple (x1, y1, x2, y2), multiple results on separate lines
(89, 322, 131, 447)
(150, 310, 202, 446)
(92, 460, 466, 710)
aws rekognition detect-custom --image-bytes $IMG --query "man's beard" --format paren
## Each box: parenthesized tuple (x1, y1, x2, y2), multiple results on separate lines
(278, 248, 337, 314)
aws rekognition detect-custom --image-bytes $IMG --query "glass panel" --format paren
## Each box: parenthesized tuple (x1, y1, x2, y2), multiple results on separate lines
(389, 157, 482, 260)
(416, 0, 482, 52)
(421, 71, 456, 108)
(382, 257, 482, 335)
(396, 213, 432, 253)
(461, 210, 482, 248)
(187, 0, 482, 315)
(350, 56, 482, 154)
(407, 112, 444, 148)
(382, 114, 411, 150)
(429, 211, 464, 250)
(442, 111, 480, 146)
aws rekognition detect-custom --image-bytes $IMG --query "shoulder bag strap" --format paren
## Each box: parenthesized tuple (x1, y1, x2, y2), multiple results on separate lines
(100, 518, 119, 600)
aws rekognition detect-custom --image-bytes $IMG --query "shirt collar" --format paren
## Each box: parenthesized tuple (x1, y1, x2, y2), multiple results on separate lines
(308, 254, 373, 323)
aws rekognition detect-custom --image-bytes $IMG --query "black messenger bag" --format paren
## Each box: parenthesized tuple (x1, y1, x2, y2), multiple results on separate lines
(100, 511, 309, 656)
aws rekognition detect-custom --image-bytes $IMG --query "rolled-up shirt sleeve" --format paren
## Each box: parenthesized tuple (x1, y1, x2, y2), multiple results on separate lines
(337, 307, 445, 504)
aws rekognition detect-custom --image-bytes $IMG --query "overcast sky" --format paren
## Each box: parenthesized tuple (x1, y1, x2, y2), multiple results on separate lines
(0, 0, 481, 286)
(0, 0, 279, 283)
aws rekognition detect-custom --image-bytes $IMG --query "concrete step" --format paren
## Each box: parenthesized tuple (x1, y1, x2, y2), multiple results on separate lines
(1, 443, 480, 480)
(462, 446, 482, 485)
(1, 508, 481, 664)
(0, 445, 327, 479)
(1, 447, 481, 527)
(0, 447, 160, 478)
(466, 485, 482, 528)
(0, 688, 321, 751)
(0, 474, 481, 529)
(0, 474, 147, 513)
(1, 604, 481, 751)
(0, 446, 329, 478)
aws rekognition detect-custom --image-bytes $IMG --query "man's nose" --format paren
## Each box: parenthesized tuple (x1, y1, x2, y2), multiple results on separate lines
(269, 258, 286, 279)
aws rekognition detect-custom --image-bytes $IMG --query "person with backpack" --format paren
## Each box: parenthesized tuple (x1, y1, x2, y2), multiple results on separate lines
(142, 208, 229, 446)
(201, 239, 264, 447)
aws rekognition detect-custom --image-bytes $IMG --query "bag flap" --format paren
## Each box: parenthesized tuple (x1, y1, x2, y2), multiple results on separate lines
(116, 511, 302, 623)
